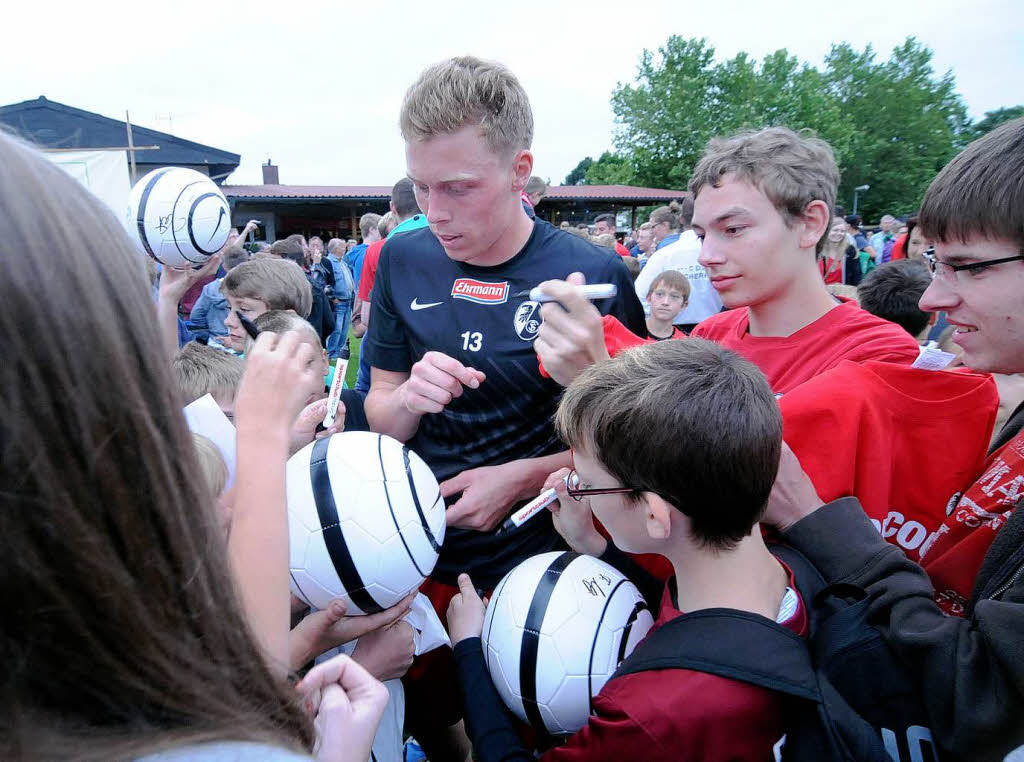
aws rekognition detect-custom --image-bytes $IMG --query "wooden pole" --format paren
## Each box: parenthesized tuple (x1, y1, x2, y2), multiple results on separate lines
(125, 111, 137, 182)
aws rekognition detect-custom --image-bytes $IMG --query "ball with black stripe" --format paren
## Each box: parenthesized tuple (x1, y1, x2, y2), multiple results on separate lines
(287, 432, 446, 615)
(126, 167, 231, 268)
(481, 551, 654, 736)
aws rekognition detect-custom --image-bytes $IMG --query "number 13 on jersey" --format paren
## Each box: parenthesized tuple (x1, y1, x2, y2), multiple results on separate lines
(460, 331, 483, 352)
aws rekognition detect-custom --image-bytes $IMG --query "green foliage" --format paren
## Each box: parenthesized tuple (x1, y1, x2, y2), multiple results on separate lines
(564, 156, 593, 185)
(584, 151, 636, 185)
(822, 39, 970, 219)
(606, 36, 973, 221)
(973, 106, 1024, 138)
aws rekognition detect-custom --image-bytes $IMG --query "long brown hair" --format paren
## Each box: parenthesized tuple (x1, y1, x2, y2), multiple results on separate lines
(0, 132, 313, 759)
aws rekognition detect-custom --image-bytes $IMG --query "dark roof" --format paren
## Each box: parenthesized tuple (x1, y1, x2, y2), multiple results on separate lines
(0, 96, 240, 177)
(543, 185, 689, 201)
(224, 184, 391, 200)
(222, 183, 688, 202)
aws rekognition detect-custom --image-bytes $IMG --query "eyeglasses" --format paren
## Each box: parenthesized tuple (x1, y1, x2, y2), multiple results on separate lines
(922, 247, 1024, 284)
(564, 469, 639, 501)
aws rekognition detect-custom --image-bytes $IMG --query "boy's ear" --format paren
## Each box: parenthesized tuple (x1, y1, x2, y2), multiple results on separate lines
(800, 200, 831, 252)
(642, 492, 674, 541)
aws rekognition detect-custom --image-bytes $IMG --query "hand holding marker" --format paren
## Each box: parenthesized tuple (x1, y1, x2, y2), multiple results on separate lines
(497, 472, 577, 534)
(513, 283, 618, 304)
(322, 345, 349, 429)
(236, 309, 345, 430)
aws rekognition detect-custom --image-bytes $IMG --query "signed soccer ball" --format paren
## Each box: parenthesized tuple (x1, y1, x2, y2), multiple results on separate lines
(126, 167, 231, 268)
(481, 551, 654, 736)
(286, 431, 445, 615)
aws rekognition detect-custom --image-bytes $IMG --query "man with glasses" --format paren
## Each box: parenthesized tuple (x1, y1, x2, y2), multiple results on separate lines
(764, 117, 1024, 761)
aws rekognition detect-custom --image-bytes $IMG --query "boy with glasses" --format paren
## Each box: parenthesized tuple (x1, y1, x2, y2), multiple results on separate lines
(448, 339, 808, 761)
(764, 117, 1024, 760)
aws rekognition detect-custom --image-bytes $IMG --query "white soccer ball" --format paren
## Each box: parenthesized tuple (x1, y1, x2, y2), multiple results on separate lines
(287, 431, 446, 615)
(126, 167, 231, 268)
(481, 551, 655, 736)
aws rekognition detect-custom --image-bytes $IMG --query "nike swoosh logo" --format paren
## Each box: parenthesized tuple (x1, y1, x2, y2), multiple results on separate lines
(411, 298, 443, 311)
(207, 206, 227, 243)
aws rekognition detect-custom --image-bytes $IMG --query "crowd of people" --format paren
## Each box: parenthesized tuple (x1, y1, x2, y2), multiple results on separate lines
(3, 53, 1024, 762)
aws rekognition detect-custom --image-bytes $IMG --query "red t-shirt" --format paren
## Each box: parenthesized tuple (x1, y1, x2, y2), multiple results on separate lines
(780, 361, 999, 614)
(615, 242, 631, 258)
(356, 237, 387, 302)
(818, 255, 844, 285)
(889, 233, 908, 261)
(691, 300, 920, 395)
(920, 428, 1024, 615)
(543, 570, 807, 762)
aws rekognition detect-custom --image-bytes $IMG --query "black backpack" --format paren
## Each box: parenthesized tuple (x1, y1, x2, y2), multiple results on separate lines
(610, 543, 947, 762)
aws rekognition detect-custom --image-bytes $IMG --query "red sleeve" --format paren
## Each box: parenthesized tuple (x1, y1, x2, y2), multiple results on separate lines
(357, 244, 381, 302)
(537, 315, 649, 378)
(544, 671, 785, 762)
(541, 693, 663, 762)
(615, 242, 630, 257)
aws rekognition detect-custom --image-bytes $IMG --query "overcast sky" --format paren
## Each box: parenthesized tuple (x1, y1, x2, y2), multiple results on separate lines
(4, 0, 1022, 188)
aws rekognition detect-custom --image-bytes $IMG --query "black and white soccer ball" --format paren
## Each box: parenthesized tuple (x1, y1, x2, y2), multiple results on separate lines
(126, 167, 231, 268)
(481, 551, 654, 736)
(286, 432, 446, 615)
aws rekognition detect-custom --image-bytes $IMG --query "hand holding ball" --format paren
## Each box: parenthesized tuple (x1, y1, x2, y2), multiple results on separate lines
(287, 432, 446, 615)
(481, 551, 654, 736)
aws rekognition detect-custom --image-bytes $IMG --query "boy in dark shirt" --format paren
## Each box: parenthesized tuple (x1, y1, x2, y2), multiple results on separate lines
(448, 338, 807, 761)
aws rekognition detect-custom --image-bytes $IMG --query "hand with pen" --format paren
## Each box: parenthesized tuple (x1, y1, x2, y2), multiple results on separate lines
(533, 272, 611, 387)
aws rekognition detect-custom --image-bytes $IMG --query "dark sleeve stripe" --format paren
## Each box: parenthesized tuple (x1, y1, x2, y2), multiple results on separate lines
(309, 436, 384, 614)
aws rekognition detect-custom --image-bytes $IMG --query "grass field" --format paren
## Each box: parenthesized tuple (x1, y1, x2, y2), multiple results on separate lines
(345, 331, 360, 387)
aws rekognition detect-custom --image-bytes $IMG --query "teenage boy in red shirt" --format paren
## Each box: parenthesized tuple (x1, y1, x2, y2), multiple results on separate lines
(535, 127, 918, 395)
(448, 339, 806, 761)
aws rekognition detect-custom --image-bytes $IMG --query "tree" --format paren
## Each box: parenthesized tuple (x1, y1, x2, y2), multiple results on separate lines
(584, 151, 635, 185)
(973, 106, 1024, 138)
(822, 38, 970, 220)
(611, 38, 852, 190)
(564, 157, 593, 185)
(608, 36, 971, 219)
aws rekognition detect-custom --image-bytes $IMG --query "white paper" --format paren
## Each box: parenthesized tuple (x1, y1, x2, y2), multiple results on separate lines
(182, 393, 237, 489)
(912, 345, 957, 371)
(403, 592, 452, 655)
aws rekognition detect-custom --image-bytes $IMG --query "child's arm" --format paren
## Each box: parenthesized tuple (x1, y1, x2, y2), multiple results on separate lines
(156, 255, 220, 361)
(448, 574, 534, 762)
(231, 330, 321, 675)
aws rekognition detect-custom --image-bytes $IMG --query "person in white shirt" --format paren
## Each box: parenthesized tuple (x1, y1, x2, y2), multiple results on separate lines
(633, 197, 722, 330)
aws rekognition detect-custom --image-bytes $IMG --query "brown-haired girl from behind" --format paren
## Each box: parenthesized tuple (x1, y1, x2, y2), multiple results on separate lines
(0, 131, 385, 761)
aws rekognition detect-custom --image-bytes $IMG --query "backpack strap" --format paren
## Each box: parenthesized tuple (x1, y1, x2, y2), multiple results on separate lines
(612, 608, 820, 700)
